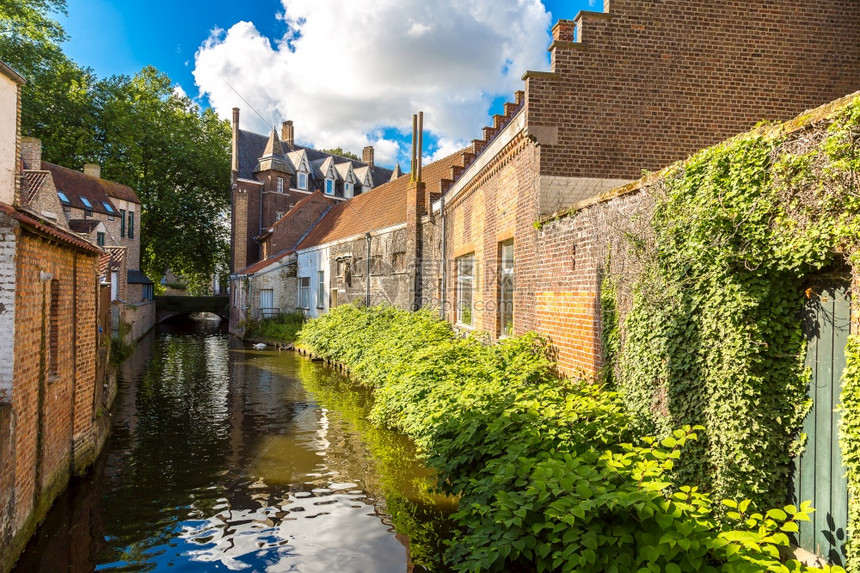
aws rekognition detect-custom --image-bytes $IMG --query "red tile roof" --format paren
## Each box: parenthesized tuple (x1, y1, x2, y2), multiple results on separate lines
(68, 219, 101, 234)
(234, 249, 294, 276)
(296, 150, 464, 250)
(258, 190, 336, 240)
(42, 162, 140, 216)
(0, 202, 101, 254)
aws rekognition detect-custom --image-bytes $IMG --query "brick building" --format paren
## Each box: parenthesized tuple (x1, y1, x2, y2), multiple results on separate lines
(19, 139, 155, 342)
(231, 1, 860, 351)
(230, 109, 395, 273)
(431, 0, 860, 374)
(0, 61, 114, 573)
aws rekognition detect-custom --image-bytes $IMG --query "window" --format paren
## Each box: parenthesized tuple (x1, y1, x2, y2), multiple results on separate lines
(276, 176, 284, 193)
(57, 191, 70, 204)
(260, 289, 276, 318)
(120, 209, 126, 238)
(317, 270, 325, 309)
(103, 202, 115, 213)
(392, 252, 406, 273)
(298, 172, 308, 190)
(325, 179, 334, 195)
(499, 241, 514, 337)
(128, 212, 134, 239)
(143, 284, 154, 301)
(49, 280, 60, 376)
(456, 254, 474, 326)
(275, 211, 284, 221)
(80, 197, 92, 209)
(298, 277, 310, 309)
(344, 182, 353, 198)
(97, 232, 105, 246)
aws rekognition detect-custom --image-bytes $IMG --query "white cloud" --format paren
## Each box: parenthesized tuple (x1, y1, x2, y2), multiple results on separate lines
(193, 0, 552, 167)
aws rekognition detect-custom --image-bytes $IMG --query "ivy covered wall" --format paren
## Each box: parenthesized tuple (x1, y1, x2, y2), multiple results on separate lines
(541, 92, 860, 566)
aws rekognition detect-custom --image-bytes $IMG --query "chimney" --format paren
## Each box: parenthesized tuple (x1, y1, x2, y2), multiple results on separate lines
(231, 107, 240, 174)
(83, 163, 101, 178)
(20, 137, 42, 170)
(281, 120, 294, 147)
(362, 146, 374, 168)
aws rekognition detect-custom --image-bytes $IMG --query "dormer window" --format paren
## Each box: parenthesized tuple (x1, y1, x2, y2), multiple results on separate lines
(277, 176, 284, 193)
(325, 179, 334, 195)
(344, 182, 353, 198)
(298, 172, 308, 190)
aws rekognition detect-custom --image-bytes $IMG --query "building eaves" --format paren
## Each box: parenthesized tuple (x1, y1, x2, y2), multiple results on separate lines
(0, 202, 101, 254)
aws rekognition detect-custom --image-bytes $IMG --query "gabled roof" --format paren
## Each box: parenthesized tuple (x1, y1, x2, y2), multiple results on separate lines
(234, 249, 294, 276)
(257, 190, 336, 242)
(42, 162, 139, 215)
(236, 127, 393, 184)
(354, 166, 373, 187)
(389, 163, 403, 181)
(296, 150, 463, 250)
(334, 162, 356, 183)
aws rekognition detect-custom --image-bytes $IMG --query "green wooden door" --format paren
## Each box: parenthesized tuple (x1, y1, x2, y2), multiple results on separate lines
(794, 277, 851, 565)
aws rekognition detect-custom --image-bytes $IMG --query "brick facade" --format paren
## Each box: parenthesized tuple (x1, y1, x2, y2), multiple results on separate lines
(0, 210, 110, 573)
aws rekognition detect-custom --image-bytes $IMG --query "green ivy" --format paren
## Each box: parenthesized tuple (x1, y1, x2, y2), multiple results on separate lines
(606, 97, 860, 524)
(840, 336, 860, 571)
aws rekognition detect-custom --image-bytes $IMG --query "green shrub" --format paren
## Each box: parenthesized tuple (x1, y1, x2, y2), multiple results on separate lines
(298, 305, 841, 572)
(245, 312, 305, 343)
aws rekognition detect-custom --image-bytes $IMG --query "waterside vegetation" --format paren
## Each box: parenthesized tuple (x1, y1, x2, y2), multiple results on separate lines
(298, 305, 840, 572)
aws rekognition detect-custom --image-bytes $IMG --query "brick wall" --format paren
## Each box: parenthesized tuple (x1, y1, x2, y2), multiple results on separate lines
(0, 220, 107, 572)
(526, 0, 860, 186)
(261, 192, 334, 257)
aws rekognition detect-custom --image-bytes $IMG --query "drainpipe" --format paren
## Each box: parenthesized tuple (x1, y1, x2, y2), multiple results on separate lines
(365, 232, 372, 307)
(440, 196, 446, 320)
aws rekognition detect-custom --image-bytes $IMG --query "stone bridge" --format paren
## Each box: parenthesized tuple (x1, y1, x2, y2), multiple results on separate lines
(155, 295, 229, 323)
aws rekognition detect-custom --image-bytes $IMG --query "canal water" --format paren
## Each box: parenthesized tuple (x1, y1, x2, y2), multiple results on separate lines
(14, 319, 453, 572)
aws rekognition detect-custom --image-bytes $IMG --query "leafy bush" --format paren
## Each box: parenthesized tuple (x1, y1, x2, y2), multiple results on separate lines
(244, 312, 305, 343)
(298, 305, 841, 572)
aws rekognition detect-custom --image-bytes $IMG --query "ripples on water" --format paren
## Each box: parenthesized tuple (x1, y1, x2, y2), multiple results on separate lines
(14, 318, 452, 572)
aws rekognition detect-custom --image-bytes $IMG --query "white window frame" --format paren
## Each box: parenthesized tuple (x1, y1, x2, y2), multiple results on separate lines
(499, 241, 514, 338)
(344, 182, 353, 198)
(325, 179, 335, 195)
(298, 277, 310, 309)
(456, 254, 474, 327)
(317, 270, 325, 309)
(260, 289, 276, 318)
(298, 172, 308, 190)
(276, 176, 284, 193)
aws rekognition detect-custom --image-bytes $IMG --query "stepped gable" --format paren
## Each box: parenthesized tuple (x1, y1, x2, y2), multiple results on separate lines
(41, 161, 135, 215)
(296, 150, 464, 250)
(435, 90, 525, 197)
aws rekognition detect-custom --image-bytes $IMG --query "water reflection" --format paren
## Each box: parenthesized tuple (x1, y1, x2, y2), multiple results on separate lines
(14, 320, 452, 572)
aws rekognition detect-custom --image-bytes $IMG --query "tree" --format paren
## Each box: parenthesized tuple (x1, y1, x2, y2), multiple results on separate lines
(0, 2, 232, 291)
(94, 68, 231, 291)
(319, 147, 360, 161)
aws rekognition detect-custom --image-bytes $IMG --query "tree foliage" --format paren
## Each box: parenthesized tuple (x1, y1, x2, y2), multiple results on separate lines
(319, 147, 360, 161)
(0, 1, 231, 289)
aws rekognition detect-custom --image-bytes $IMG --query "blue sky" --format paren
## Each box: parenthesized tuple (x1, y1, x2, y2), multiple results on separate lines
(60, 0, 600, 168)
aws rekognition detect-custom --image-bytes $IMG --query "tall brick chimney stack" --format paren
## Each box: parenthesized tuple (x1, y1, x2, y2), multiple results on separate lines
(20, 137, 41, 170)
(362, 146, 374, 168)
(231, 107, 239, 175)
(83, 163, 101, 178)
(281, 120, 294, 147)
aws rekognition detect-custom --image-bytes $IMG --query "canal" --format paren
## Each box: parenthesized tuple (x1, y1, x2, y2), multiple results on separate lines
(14, 319, 454, 572)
